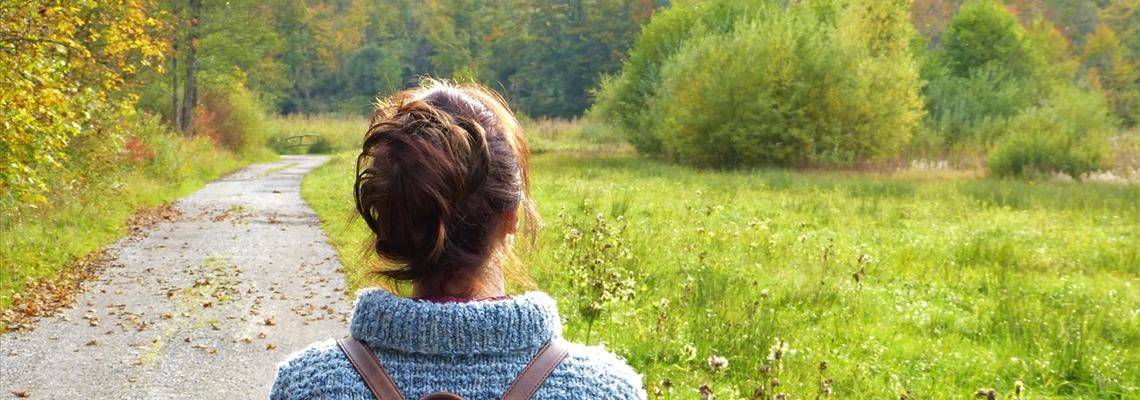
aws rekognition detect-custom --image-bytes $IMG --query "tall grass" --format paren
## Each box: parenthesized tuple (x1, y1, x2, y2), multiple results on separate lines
(520, 117, 631, 154)
(266, 114, 369, 155)
(303, 140, 1139, 398)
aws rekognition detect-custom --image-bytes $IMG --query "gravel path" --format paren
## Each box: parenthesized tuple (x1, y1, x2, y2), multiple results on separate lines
(1, 156, 351, 399)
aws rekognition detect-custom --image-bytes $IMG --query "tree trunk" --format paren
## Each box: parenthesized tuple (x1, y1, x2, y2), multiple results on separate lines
(180, 0, 200, 133)
(171, 23, 180, 130)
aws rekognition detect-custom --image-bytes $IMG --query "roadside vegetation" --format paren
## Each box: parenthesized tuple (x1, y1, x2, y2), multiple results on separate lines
(0, 3, 275, 312)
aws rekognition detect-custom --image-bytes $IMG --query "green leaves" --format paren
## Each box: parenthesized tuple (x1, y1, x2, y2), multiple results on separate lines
(599, 0, 923, 168)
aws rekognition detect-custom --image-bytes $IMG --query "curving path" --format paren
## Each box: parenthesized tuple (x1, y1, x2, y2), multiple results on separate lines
(1, 155, 351, 399)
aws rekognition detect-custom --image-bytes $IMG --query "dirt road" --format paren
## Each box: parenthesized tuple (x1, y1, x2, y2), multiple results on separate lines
(1, 156, 351, 399)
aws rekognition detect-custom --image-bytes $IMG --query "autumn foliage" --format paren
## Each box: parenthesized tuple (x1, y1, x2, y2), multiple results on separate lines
(0, 1, 165, 210)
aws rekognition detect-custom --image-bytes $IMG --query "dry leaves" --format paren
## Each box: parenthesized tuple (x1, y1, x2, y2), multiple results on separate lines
(2, 204, 181, 333)
(1, 251, 112, 333)
(126, 203, 181, 235)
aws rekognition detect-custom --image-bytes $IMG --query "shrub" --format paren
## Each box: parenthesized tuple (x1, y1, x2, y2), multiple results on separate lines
(191, 81, 269, 154)
(987, 88, 1116, 178)
(923, 64, 1043, 141)
(641, 0, 922, 167)
(590, 0, 763, 156)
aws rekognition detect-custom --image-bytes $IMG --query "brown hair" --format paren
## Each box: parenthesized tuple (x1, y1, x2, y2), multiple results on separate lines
(354, 81, 537, 294)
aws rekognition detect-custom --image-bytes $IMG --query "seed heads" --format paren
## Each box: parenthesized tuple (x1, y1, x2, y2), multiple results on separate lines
(818, 379, 833, 397)
(698, 383, 714, 399)
(707, 355, 728, 372)
(974, 388, 996, 400)
(699, 383, 714, 400)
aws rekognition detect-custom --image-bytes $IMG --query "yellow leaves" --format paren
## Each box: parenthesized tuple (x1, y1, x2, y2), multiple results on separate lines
(0, 0, 166, 213)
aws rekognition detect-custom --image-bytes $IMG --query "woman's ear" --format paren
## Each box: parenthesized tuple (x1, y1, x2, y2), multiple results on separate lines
(501, 206, 519, 235)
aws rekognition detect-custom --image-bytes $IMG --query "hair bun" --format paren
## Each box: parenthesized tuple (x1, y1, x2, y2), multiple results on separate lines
(354, 82, 537, 293)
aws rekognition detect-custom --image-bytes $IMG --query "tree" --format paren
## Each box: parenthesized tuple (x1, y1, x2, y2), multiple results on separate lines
(1099, 0, 1139, 63)
(170, 0, 180, 129)
(922, 0, 1057, 141)
(180, 0, 200, 132)
(1080, 25, 1139, 126)
(940, 0, 1038, 79)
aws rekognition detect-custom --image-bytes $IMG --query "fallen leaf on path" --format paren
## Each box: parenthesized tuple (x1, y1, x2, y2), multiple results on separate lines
(11, 390, 30, 397)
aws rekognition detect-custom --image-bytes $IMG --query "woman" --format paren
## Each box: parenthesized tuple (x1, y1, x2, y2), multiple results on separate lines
(270, 81, 645, 400)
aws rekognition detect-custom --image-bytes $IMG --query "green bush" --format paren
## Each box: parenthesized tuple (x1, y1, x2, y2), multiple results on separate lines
(631, 0, 922, 167)
(590, 0, 762, 156)
(923, 64, 1044, 141)
(987, 88, 1116, 178)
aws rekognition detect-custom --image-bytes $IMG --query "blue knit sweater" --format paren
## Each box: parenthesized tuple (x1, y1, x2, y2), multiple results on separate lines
(270, 289, 646, 399)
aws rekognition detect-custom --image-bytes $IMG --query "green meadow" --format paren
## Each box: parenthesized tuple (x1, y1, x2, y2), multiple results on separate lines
(302, 141, 1139, 399)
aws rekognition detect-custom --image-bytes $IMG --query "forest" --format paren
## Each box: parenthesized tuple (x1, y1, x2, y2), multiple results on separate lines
(2, 0, 1139, 398)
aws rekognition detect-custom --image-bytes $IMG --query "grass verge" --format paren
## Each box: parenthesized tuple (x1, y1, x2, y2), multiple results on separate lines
(0, 136, 275, 315)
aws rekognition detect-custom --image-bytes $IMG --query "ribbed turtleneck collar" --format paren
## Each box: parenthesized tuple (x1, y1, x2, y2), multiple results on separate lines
(349, 288, 563, 355)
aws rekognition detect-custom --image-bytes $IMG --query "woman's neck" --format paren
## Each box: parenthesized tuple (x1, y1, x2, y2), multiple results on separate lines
(411, 267, 506, 300)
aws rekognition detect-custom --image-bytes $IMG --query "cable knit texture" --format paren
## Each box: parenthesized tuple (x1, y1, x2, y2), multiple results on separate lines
(271, 289, 646, 399)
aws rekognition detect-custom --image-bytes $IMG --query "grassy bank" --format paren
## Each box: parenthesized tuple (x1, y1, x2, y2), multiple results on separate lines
(0, 133, 275, 311)
(302, 135, 1138, 398)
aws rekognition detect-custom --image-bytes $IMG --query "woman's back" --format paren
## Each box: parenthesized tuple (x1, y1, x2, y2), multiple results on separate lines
(271, 290, 644, 399)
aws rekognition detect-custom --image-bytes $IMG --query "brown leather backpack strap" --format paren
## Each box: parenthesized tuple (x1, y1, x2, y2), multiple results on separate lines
(337, 338, 407, 400)
(501, 339, 570, 400)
